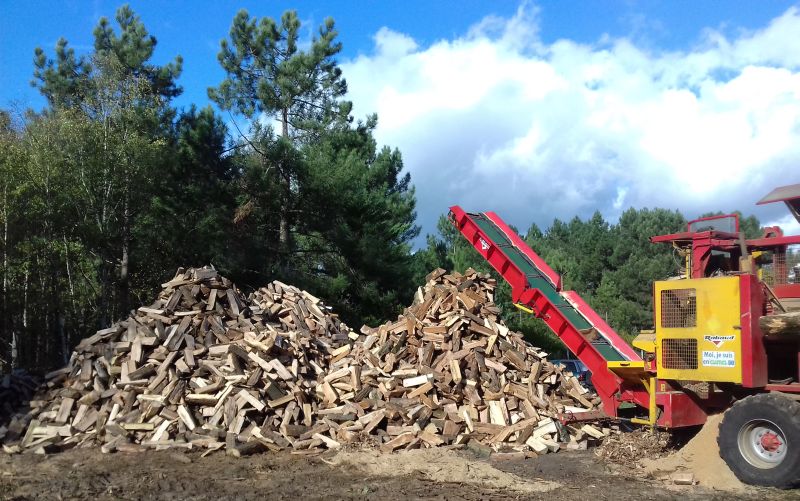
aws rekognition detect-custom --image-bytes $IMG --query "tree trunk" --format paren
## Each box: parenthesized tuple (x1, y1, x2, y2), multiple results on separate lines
(58, 311, 67, 365)
(62, 234, 77, 364)
(63, 235, 77, 313)
(760, 311, 800, 337)
(38, 266, 47, 369)
(2, 182, 7, 367)
(277, 107, 293, 275)
(120, 191, 131, 316)
(17, 269, 28, 369)
(279, 207, 290, 253)
(99, 261, 111, 329)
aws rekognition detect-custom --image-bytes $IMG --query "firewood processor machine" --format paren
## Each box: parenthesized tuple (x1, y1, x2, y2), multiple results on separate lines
(449, 183, 800, 488)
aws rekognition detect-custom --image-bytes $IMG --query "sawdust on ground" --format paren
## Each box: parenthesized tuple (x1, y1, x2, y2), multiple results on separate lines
(329, 447, 561, 493)
(641, 413, 751, 493)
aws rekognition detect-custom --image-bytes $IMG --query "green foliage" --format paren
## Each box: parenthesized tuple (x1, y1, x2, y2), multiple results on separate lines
(526, 211, 613, 296)
(208, 9, 356, 278)
(133, 106, 238, 297)
(209, 9, 351, 139)
(32, 39, 92, 108)
(33, 4, 182, 111)
(224, 123, 304, 286)
(3, 4, 195, 369)
(93, 5, 183, 100)
(297, 117, 419, 324)
(7, 5, 418, 371)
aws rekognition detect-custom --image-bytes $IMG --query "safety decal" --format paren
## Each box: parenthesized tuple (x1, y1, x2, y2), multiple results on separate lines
(701, 350, 735, 367)
(703, 335, 735, 347)
(479, 238, 490, 251)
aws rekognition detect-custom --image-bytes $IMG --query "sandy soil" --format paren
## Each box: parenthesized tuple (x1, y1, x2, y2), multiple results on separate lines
(2, 445, 794, 501)
(641, 414, 749, 493)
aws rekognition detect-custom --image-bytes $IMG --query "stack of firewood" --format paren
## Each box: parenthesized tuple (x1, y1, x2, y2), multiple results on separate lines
(2, 267, 605, 457)
(1, 267, 353, 456)
(323, 268, 606, 455)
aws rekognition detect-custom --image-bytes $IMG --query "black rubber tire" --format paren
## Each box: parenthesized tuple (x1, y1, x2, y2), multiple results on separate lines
(718, 393, 800, 489)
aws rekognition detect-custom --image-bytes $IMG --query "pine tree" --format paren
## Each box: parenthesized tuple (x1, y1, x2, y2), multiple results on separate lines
(34, 4, 182, 111)
(299, 117, 418, 323)
(209, 9, 352, 267)
(210, 10, 419, 323)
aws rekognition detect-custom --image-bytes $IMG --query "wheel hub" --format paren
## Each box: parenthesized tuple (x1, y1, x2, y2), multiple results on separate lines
(738, 419, 787, 469)
(760, 431, 782, 452)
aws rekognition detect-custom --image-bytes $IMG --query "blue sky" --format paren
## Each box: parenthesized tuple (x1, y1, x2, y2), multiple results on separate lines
(2, 1, 794, 112)
(3, 1, 800, 238)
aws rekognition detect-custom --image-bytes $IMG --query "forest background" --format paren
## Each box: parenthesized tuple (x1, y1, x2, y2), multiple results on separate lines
(0, 6, 766, 371)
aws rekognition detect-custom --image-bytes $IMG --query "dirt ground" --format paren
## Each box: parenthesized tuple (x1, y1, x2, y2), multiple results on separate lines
(1, 446, 795, 501)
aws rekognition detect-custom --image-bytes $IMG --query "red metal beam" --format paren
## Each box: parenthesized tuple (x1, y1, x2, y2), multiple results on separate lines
(746, 235, 800, 247)
(740, 274, 768, 388)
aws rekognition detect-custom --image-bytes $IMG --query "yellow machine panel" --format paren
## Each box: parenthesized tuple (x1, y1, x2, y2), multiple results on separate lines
(654, 276, 742, 383)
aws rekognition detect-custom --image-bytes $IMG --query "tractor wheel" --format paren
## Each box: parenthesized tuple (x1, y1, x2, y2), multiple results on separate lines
(718, 393, 800, 489)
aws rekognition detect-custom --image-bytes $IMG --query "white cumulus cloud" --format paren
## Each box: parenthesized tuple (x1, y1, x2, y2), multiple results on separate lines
(341, 5, 800, 240)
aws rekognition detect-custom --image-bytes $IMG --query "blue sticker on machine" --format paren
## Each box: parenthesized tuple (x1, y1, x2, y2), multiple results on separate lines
(702, 350, 735, 367)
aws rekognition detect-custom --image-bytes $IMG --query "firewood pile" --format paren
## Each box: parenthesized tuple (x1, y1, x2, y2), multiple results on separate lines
(2, 266, 605, 457)
(335, 268, 606, 455)
(1, 267, 353, 456)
